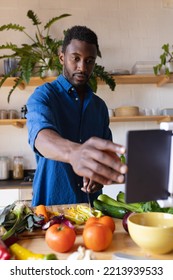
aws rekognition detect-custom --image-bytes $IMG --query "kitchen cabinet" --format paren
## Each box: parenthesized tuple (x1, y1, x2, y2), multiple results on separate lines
(0, 185, 32, 208)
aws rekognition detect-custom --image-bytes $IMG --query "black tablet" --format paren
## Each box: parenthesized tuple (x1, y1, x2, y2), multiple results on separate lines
(125, 129, 172, 203)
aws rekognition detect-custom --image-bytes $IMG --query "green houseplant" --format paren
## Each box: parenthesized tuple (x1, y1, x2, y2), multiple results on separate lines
(0, 10, 115, 102)
(153, 43, 173, 76)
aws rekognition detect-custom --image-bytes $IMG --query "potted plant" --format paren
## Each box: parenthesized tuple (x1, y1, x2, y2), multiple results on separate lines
(153, 43, 173, 76)
(0, 10, 115, 102)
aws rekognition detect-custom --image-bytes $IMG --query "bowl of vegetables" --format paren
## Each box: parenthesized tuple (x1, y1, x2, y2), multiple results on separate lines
(127, 212, 173, 254)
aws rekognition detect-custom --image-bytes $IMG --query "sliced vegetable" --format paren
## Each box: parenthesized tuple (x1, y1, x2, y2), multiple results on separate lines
(63, 205, 102, 225)
(34, 204, 49, 223)
(42, 214, 74, 230)
(9, 243, 57, 260)
(0, 239, 11, 260)
(93, 199, 128, 219)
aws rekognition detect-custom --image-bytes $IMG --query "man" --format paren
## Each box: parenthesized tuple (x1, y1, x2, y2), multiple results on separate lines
(26, 25, 127, 206)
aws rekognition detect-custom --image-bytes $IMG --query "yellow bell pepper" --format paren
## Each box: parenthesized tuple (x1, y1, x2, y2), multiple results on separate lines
(10, 243, 57, 260)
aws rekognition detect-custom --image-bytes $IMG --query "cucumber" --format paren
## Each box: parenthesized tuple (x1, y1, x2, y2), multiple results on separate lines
(93, 199, 128, 219)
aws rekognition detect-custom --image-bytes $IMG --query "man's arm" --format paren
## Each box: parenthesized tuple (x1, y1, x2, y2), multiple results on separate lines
(35, 128, 128, 186)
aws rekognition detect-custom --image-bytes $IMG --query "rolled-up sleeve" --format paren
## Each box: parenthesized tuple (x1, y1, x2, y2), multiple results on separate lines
(26, 87, 59, 153)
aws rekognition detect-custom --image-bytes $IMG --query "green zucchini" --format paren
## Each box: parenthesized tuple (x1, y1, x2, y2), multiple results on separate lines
(93, 199, 128, 219)
(97, 194, 143, 213)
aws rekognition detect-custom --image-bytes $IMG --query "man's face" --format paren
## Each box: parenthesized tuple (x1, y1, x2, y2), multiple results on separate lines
(59, 39, 97, 88)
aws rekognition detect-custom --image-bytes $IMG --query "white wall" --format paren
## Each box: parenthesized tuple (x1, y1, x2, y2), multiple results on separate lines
(1, 0, 173, 197)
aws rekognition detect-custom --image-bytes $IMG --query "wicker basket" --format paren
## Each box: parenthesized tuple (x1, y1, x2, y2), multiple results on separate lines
(115, 106, 139, 116)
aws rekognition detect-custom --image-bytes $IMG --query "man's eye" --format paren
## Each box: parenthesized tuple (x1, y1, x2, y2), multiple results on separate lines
(72, 56, 80, 62)
(86, 59, 95, 65)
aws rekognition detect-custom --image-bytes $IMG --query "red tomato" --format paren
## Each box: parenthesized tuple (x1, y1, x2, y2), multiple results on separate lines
(85, 216, 115, 233)
(45, 224, 76, 253)
(98, 216, 115, 233)
(83, 223, 113, 252)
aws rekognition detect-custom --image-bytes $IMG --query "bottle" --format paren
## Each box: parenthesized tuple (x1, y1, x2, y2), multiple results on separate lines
(21, 105, 27, 119)
(0, 156, 9, 180)
(13, 156, 24, 179)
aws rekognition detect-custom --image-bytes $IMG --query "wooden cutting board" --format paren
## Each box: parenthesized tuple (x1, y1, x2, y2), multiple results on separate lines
(18, 203, 87, 239)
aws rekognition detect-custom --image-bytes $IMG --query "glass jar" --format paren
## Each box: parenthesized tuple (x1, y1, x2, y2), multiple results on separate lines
(8, 109, 18, 119)
(0, 110, 8, 119)
(13, 156, 24, 179)
(0, 156, 9, 180)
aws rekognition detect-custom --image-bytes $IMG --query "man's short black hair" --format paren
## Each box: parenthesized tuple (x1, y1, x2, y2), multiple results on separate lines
(62, 25, 101, 57)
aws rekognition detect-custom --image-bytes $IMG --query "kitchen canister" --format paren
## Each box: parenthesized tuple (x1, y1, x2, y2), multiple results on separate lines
(0, 109, 8, 119)
(13, 156, 24, 179)
(0, 156, 10, 180)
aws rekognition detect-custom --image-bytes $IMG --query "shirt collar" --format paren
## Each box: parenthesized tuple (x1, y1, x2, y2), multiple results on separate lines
(57, 74, 73, 94)
(57, 74, 93, 99)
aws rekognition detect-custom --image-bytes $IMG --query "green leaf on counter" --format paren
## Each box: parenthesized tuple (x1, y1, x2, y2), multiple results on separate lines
(0, 202, 44, 240)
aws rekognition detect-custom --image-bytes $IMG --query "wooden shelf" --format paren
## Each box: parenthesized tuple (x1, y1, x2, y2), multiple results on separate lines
(99, 74, 173, 86)
(1, 74, 173, 88)
(0, 76, 56, 88)
(1, 116, 173, 128)
(0, 119, 26, 128)
(110, 115, 173, 123)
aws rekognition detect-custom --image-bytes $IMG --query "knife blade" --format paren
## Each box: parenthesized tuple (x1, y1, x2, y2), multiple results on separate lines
(112, 252, 154, 260)
(86, 190, 92, 210)
(83, 177, 92, 210)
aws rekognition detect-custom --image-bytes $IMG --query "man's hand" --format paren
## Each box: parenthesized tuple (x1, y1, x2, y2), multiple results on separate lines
(81, 177, 103, 193)
(69, 137, 127, 186)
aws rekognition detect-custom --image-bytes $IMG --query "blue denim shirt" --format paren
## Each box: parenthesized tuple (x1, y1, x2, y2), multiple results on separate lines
(26, 74, 112, 206)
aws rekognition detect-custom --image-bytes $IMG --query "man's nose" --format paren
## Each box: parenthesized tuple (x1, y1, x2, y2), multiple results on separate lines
(77, 60, 86, 72)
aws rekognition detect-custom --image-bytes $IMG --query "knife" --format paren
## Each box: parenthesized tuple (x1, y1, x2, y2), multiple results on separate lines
(112, 252, 154, 260)
(86, 190, 92, 210)
(83, 177, 92, 210)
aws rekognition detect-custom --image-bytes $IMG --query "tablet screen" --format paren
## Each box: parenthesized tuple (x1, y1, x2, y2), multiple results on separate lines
(125, 129, 172, 203)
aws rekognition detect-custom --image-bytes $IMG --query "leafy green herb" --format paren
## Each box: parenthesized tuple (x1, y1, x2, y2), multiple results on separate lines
(0, 202, 44, 241)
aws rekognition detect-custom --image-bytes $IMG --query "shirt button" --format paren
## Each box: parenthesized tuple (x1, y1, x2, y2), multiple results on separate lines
(79, 139, 82, 142)
(77, 183, 81, 187)
(75, 97, 79, 101)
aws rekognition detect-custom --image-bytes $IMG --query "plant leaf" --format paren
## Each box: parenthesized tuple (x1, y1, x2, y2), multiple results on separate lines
(44, 14, 71, 30)
(0, 203, 16, 225)
(0, 23, 25, 32)
(93, 63, 116, 91)
(7, 77, 23, 103)
(0, 43, 18, 51)
(27, 10, 41, 25)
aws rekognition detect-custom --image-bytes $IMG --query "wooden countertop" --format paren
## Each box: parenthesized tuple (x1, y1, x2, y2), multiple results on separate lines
(17, 217, 173, 260)
(0, 180, 32, 189)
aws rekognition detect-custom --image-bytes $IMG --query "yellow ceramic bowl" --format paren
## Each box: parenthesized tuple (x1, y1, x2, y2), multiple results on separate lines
(127, 212, 173, 254)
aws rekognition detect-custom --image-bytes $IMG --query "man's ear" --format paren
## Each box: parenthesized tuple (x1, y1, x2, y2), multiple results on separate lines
(59, 52, 64, 65)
